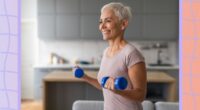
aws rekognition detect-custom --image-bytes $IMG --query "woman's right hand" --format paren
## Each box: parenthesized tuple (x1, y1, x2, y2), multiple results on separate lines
(104, 77, 115, 90)
(72, 65, 79, 72)
(73, 65, 85, 78)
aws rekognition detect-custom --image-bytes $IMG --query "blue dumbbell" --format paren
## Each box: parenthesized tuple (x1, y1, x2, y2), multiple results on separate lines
(101, 76, 128, 90)
(74, 68, 84, 78)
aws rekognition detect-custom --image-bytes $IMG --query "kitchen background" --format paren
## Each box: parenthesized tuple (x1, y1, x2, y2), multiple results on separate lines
(21, 0, 179, 108)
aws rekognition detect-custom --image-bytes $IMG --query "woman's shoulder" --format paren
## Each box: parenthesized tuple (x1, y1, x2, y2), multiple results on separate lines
(124, 43, 141, 54)
(103, 47, 109, 55)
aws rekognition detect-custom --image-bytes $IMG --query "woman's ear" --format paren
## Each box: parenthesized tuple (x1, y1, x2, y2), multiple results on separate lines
(121, 20, 129, 30)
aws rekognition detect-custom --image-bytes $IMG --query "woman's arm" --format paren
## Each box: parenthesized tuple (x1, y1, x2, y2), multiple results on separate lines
(82, 74, 102, 90)
(104, 62, 147, 102)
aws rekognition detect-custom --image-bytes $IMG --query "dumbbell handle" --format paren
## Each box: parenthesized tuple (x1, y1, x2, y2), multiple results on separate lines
(101, 76, 128, 90)
(74, 68, 84, 78)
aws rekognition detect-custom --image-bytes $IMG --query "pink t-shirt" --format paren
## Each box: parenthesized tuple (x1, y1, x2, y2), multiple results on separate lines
(97, 43, 145, 110)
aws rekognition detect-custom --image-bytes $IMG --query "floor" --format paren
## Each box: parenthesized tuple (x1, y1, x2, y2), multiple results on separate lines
(21, 100, 43, 110)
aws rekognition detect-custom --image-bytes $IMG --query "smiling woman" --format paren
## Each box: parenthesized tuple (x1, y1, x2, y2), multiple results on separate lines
(79, 2, 147, 110)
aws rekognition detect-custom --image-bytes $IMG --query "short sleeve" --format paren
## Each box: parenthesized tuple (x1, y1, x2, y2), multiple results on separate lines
(126, 49, 145, 69)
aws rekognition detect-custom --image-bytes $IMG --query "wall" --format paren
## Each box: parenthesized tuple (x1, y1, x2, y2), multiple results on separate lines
(21, 0, 38, 99)
(38, 40, 178, 65)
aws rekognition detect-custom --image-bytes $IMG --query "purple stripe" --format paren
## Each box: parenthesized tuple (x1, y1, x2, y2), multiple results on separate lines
(0, 108, 17, 110)
(0, 15, 18, 17)
(17, 0, 21, 109)
(179, 0, 182, 110)
(2, 0, 11, 108)
(0, 71, 18, 74)
(0, 52, 18, 55)
(0, 33, 18, 36)
(0, 89, 18, 93)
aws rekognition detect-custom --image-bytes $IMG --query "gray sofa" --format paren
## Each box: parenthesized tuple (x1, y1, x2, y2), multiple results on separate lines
(73, 100, 179, 110)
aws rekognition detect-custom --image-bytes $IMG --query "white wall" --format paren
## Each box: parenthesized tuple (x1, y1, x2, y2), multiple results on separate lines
(21, 0, 38, 99)
(38, 41, 178, 65)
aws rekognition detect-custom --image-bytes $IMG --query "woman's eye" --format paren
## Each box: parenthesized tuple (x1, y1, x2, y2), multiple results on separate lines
(106, 20, 111, 23)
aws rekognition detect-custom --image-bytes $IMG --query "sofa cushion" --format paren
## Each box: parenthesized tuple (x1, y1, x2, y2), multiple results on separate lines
(73, 100, 154, 110)
(155, 102, 179, 110)
(73, 100, 103, 110)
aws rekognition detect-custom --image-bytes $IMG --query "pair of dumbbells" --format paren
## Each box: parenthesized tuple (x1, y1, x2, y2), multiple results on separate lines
(74, 68, 128, 90)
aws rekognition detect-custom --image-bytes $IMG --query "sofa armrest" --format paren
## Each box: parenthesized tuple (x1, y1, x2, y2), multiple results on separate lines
(142, 100, 154, 110)
(155, 102, 179, 110)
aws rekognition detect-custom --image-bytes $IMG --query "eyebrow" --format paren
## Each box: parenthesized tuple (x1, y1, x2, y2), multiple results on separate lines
(99, 17, 112, 21)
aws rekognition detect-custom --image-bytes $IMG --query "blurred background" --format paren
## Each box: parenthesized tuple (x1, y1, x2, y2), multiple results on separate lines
(21, 0, 179, 110)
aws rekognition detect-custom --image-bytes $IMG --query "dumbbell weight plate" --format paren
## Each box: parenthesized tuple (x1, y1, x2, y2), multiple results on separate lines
(114, 77, 128, 90)
(74, 68, 84, 78)
(101, 76, 109, 88)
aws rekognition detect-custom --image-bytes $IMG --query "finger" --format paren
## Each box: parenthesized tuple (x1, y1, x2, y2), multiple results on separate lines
(110, 78, 115, 90)
(105, 79, 110, 89)
(107, 77, 114, 90)
(105, 78, 111, 89)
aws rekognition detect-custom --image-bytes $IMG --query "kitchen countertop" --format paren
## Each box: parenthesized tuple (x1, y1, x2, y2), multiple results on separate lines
(44, 71, 175, 83)
(34, 64, 179, 70)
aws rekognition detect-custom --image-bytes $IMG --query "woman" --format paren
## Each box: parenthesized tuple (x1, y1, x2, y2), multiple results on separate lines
(80, 2, 147, 110)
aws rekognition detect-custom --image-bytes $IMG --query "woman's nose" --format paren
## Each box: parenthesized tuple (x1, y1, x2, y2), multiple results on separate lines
(99, 22, 106, 30)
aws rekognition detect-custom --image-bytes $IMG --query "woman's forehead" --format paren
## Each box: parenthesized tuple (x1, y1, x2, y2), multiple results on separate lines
(100, 9, 117, 19)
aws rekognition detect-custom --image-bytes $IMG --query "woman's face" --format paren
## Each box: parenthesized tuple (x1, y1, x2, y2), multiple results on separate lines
(99, 8, 124, 41)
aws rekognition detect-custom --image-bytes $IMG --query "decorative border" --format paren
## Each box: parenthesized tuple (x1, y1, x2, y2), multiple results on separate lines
(0, 0, 20, 110)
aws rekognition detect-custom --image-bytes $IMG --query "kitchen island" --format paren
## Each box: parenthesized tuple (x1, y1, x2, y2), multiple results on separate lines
(42, 71, 176, 110)
(34, 64, 179, 100)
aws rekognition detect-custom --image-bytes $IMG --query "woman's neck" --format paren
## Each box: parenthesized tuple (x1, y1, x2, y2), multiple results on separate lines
(108, 37, 127, 52)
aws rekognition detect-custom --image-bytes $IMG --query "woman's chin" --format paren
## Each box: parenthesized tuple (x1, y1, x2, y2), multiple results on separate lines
(103, 35, 112, 40)
(103, 36, 108, 40)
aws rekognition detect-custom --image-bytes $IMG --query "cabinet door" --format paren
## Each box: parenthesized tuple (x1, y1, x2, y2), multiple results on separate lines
(80, 15, 102, 40)
(142, 0, 178, 41)
(56, 15, 80, 40)
(80, 0, 115, 14)
(80, 0, 101, 14)
(143, 15, 178, 41)
(116, 0, 143, 14)
(38, 0, 56, 40)
(124, 14, 143, 40)
(38, 15, 56, 40)
(144, 0, 178, 14)
(34, 69, 52, 100)
(116, 0, 178, 41)
(56, 0, 80, 14)
(38, 0, 55, 14)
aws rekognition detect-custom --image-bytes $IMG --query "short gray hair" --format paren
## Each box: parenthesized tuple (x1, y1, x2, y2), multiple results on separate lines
(101, 2, 132, 21)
